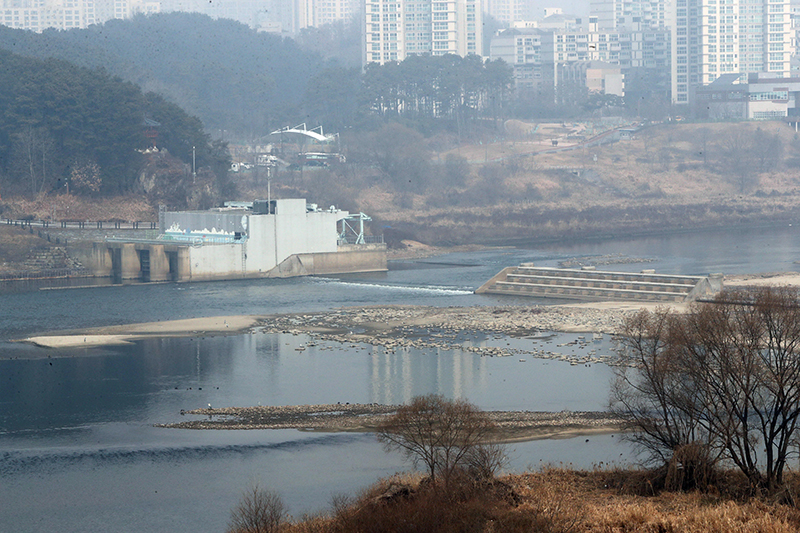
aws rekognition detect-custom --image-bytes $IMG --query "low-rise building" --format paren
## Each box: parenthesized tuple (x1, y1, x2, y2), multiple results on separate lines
(91, 199, 386, 282)
(694, 72, 800, 120)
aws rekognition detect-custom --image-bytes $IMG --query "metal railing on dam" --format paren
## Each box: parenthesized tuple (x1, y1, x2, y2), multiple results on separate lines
(104, 235, 247, 246)
(6, 218, 157, 230)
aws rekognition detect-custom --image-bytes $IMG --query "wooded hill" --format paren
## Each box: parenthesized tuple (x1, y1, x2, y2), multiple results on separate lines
(0, 49, 229, 199)
(0, 14, 329, 137)
(0, 13, 514, 139)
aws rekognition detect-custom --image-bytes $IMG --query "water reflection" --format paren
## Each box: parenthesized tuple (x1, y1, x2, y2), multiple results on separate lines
(1, 331, 618, 438)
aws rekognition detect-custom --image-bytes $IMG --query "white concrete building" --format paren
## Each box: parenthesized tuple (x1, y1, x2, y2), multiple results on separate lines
(363, 0, 482, 66)
(591, 0, 672, 30)
(94, 199, 387, 282)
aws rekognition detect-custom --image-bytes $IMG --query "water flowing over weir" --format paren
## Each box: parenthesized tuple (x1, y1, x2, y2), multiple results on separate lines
(3, 224, 800, 533)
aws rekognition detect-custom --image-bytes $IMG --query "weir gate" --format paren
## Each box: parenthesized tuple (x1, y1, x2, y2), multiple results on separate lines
(476, 264, 723, 302)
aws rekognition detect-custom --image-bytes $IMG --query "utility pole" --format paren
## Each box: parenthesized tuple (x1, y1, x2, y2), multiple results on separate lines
(192, 146, 196, 184)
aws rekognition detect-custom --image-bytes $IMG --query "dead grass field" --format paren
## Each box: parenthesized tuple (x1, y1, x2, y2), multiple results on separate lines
(271, 468, 800, 533)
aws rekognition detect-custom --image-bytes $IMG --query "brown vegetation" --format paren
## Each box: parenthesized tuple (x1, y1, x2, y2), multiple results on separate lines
(0, 193, 154, 222)
(230, 468, 800, 533)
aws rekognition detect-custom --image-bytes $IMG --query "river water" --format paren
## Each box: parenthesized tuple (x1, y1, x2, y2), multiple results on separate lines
(1, 224, 799, 532)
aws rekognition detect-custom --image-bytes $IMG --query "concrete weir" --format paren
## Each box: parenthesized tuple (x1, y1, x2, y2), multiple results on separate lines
(476, 264, 723, 303)
(89, 199, 387, 283)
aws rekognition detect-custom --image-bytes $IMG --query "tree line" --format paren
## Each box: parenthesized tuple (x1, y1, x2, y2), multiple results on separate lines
(0, 49, 229, 199)
(0, 14, 515, 140)
(0, 12, 681, 143)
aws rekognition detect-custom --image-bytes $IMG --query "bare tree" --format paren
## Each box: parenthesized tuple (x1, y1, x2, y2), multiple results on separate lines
(717, 128, 758, 193)
(610, 308, 708, 465)
(614, 288, 800, 492)
(227, 484, 286, 533)
(377, 395, 500, 486)
(751, 127, 783, 173)
(677, 288, 800, 491)
(13, 125, 56, 198)
(693, 127, 711, 166)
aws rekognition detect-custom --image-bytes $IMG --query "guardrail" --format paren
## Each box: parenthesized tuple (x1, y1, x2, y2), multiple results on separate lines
(338, 234, 384, 245)
(5, 219, 158, 230)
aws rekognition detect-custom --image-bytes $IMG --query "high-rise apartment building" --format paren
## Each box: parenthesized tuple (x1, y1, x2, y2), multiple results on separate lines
(591, 0, 672, 30)
(310, 0, 357, 27)
(0, 0, 94, 31)
(671, 0, 791, 104)
(483, 0, 532, 25)
(0, 0, 159, 31)
(490, 22, 670, 96)
(160, 0, 357, 34)
(588, 0, 793, 106)
(363, 0, 482, 66)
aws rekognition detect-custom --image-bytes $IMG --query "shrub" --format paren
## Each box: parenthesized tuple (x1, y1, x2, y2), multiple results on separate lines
(228, 485, 286, 533)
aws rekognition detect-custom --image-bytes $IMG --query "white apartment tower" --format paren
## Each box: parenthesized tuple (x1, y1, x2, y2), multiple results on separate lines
(671, 0, 791, 104)
(363, 0, 482, 66)
(591, 0, 672, 30)
(160, 0, 357, 33)
(0, 0, 96, 31)
(483, 0, 530, 25)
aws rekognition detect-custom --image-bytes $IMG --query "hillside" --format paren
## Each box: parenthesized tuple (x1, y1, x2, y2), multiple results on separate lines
(0, 49, 229, 201)
(0, 13, 328, 136)
(3, 120, 799, 254)
(216, 120, 800, 246)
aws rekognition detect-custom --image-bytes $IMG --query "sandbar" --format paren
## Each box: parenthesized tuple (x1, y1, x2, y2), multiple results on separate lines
(724, 272, 800, 287)
(22, 315, 260, 348)
(156, 403, 624, 442)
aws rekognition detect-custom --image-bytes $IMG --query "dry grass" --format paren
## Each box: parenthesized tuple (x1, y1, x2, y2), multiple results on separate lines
(0, 225, 54, 267)
(273, 468, 800, 533)
(1, 193, 155, 221)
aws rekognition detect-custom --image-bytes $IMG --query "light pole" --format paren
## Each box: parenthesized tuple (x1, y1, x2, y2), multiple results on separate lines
(192, 146, 196, 184)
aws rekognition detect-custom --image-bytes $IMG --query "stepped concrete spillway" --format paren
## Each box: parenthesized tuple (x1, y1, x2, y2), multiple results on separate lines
(476, 264, 723, 303)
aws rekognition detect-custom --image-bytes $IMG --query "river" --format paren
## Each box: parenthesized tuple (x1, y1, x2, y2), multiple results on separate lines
(1, 224, 799, 532)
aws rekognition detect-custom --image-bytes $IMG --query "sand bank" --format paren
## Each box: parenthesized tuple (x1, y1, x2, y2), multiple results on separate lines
(724, 272, 800, 287)
(22, 315, 260, 348)
(156, 403, 624, 442)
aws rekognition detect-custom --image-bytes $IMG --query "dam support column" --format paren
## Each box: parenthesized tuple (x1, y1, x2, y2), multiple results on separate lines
(146, 245, 171, 282)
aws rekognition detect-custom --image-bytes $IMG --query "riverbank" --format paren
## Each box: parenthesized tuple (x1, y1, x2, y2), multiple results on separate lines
(156, 403, 624, 442)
